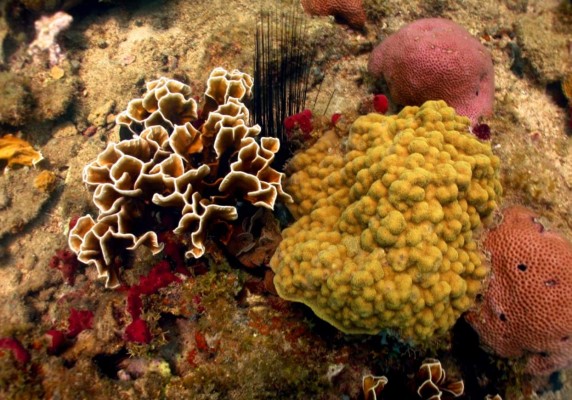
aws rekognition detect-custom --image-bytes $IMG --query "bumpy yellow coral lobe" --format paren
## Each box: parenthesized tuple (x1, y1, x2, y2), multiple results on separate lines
(270, 100, 502, 342)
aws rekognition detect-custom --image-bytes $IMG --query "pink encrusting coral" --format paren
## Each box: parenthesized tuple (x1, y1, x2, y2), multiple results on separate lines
(466, 206, 572, 375)
(368, 18, 494, 125)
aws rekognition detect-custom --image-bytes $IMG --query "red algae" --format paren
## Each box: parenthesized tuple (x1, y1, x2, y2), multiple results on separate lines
(45, 329, 66, 355)
(66, 308, 94, 338)
(49, 248, 79, 285)
(284, 109, 314, 138)
(0, 338, 30, 366)
(373, 94, 389, 114)
(124, 260, 182, 343)
(124, 319, 152, 344)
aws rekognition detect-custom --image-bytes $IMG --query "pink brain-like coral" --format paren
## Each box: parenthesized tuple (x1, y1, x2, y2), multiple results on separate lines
(466, 206, 572, 375)
(368, 18, 494, 124)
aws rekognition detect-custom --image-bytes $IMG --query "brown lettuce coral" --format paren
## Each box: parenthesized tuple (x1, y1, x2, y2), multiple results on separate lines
(69, 68, 291, 287)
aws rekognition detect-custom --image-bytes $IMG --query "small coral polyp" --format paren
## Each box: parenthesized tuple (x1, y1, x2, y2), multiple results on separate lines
(270, 100, 502, 342)
(69, 68, 291, 288)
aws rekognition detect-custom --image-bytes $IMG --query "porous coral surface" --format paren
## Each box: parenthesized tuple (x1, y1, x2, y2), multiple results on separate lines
(466, 206, 572, 376)
(301, 0, 366, 29)
(368, 18, 495, 125)
(271, 100, 502, 341)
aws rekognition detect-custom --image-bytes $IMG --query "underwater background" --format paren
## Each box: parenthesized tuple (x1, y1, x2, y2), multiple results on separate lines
(0, 0, 571, 399)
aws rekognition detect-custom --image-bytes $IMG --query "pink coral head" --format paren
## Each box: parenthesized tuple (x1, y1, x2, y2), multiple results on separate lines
(368, 18, 494, 125)
(301, 0, 366, 29)
(466, 206, 572, 375)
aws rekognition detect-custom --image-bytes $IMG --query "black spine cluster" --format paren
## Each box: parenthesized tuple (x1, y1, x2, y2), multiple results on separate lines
(252, 5, 315, 169)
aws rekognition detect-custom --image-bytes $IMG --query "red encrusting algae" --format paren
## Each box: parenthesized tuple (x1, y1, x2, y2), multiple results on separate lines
(124, 319, 152, 344)
(124, 260, 182, 343)
(49, 248, 79, 285)
(0, 338, 31, 366)
(284, 109, 313, 138)
(66, 308, 94, 338)
(373, 94, 389, 114)
(45, 329, 66, 355)
(45, 308, 94, 355)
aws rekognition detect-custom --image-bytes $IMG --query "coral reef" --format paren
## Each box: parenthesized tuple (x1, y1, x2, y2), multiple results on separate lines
(563, 73, 572, 130)
(466, 206, 572, 376)
(36, 66, 78, 122)
(69, 68, 292, 287)
(301, 0, 366, 29)
(16, 0, 85, 12)
(271, 100, 502, 341)
(0, 0, 571, 398)
(368, 18, 494, 125)
(0, 168, 55, 242)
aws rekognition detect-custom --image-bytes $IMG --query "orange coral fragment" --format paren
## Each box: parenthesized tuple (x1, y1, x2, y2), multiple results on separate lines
(34, 170, 57, 192)
(0, 134, 43, 168)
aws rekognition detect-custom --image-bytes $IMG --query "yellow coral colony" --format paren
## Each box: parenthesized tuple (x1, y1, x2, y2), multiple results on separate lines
(69, 68, 291, 288)
(270, 100, 502, 342)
